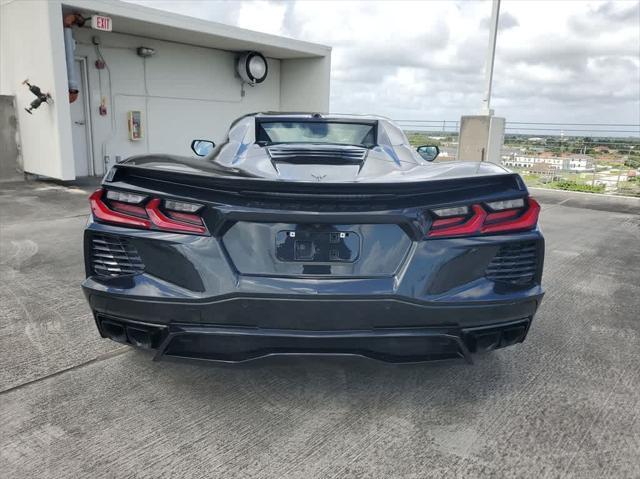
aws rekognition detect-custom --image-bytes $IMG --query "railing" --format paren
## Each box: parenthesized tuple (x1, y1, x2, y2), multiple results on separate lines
(397, 120, 640, 197)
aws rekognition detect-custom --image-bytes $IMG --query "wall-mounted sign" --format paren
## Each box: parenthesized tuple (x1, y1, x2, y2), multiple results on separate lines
(127, 111, 142, 141)
(91, 15, 112, 32)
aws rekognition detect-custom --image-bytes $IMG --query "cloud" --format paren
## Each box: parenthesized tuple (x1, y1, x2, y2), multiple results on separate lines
(126, 0, 640, 126)
(480, 11, 520, 30)
(569, 1, 640, 33)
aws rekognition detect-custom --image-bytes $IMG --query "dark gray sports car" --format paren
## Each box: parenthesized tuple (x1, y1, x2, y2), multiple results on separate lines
(82, 113, 544, 364)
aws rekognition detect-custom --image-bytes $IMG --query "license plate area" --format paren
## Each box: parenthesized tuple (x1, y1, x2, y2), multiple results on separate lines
(276, 230, 360, 262)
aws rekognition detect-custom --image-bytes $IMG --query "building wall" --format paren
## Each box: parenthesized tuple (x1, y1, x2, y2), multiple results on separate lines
(0, 0, 75, 180)
(280, 56, 331, 112)
(74, 28, 283, 175)
(0, 95, 21, 180)
(0, 0, 331, 180)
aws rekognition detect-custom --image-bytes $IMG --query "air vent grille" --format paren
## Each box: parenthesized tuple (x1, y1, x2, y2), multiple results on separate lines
(486, 241, 538, 285)
(90, 235, 145, 276)
(267, 146, 367, 164)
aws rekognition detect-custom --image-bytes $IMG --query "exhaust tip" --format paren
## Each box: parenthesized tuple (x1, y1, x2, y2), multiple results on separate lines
(126, 326, 153, 349)
(101, 320, 127, 343)
(96, 315, 166, 349)
(474, 331, 501, 353)
(463, 319, 531, 353)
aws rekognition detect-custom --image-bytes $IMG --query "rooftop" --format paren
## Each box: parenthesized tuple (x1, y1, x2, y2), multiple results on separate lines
(59, 0, 331, 59)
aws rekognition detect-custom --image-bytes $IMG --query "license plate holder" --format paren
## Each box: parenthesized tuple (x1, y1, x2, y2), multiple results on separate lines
(276, 230, 360, 262)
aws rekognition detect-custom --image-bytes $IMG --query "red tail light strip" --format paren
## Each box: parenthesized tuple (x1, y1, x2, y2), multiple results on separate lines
(89, 189, 207, 235)
(109, 201, 148, 218)
(165, 210, 204, 225)
(89, 189, 152, 229)
(431, 216, 467, 229)
(145, 198, 207, 234)
(481, 198, 540, 234)
(483, 209, 520, 224)
(428, 198, 540, 238)
(429, 205, 487, 238)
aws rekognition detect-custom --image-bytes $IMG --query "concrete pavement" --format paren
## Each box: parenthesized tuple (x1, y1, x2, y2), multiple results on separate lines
(1, 181, 639, 478)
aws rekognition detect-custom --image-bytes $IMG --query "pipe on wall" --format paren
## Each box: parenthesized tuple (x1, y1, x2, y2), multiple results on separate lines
(63, 14, 85, 103)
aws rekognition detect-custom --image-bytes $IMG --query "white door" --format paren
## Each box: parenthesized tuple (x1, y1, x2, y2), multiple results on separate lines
(70, 59, 92, 177)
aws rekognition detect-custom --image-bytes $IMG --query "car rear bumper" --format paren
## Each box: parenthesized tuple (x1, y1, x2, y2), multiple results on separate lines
(84, 289, 542, 363)
(92, 312, 534, 364)
(82, 222, 544, 364)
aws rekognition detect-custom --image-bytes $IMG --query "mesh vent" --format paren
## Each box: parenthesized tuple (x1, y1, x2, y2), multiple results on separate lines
(486, 241, 538, 285)
(267, 146, 367, 164)
(90, 235, 145, 276)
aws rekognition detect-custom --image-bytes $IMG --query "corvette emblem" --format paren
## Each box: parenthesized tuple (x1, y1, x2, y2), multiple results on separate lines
(311, 173, 327, 182)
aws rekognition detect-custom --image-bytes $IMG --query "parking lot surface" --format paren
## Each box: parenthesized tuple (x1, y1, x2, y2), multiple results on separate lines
(1, 181, 639, 478)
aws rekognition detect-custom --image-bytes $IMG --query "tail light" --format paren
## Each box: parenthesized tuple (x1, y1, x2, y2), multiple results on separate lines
(428, 197, 540, 238)
(89, 188, 208, 235)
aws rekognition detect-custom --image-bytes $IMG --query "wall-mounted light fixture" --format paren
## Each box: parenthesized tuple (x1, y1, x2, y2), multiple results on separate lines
(236, 51, 268, 85)
(136, 47, 156, 58)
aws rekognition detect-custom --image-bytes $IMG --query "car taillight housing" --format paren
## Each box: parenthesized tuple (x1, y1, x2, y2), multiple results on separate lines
(428, 197, 540, 238)
(89, 189, 208, 235)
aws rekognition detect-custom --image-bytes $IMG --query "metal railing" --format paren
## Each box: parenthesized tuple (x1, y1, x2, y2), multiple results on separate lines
(398, 120, 640, 197)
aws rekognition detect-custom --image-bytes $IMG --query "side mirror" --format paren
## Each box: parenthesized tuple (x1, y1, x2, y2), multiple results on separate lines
(191, 139, 215, 157)
(416, 145, 439, 162)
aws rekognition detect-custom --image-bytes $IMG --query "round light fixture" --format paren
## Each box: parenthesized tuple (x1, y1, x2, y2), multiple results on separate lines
(237, 51, 268, 85)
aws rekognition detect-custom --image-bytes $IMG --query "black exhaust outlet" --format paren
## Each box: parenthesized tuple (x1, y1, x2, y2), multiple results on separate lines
(97, 314, 166, 349)
(463, 319, 531, 353)
(101, 320, 127, 343)
(126, 326, 154, 349)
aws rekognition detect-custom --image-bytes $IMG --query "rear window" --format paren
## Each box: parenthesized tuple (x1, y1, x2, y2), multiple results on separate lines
(256, 121, 376, 147)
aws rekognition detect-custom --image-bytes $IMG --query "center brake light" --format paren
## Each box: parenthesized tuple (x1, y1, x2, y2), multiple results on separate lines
(89, 189, 208, 235)
(428, 198, 540, 238)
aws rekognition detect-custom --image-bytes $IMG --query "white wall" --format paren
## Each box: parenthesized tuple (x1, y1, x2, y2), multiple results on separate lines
(280, 56, 331, 112)
(1, 0, 331, 180)
(0, 0, 75, 180)
(74, 28, 283, 175)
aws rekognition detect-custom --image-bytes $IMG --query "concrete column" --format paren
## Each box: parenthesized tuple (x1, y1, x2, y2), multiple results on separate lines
(456, 115, 505, 163)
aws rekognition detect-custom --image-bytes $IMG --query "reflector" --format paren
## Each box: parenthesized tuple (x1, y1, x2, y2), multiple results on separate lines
(432, 206, 469, 217)
(485, 198, 525, 211)
(105, 190, 146, 204)
(164, 199, 203, 213)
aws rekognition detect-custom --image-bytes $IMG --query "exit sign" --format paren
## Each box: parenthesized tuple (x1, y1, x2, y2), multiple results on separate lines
(91, 15, 112, 32)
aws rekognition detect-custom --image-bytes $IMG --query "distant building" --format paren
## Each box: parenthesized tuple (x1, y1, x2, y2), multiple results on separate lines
(530, 162, 556, 175)
(562, 156, 595, 171)
(503, 155, 563, 170)
(502, 154, 594, 172)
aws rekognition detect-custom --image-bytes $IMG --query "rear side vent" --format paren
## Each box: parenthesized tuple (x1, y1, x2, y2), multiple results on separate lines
(267, 146, 367, 164)
(486, 241, 538, 285)
(90, 235, 145, 276)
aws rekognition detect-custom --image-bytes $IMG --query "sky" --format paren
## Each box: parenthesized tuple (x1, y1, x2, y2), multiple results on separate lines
(129, 0, 640, 131)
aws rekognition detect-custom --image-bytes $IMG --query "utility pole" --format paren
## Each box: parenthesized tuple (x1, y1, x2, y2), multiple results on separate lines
(480, 0, 501, 115)
(458, 0, 505, 163)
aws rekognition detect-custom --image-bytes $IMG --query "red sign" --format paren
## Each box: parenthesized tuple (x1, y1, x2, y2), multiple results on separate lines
(91, 15, 112, 32)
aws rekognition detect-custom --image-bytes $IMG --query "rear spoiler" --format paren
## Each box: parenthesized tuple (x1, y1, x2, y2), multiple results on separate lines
(106, 163, 528, 209)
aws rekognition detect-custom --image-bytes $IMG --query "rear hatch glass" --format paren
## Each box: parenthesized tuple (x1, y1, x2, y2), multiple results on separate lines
(257, 120, 377, 147)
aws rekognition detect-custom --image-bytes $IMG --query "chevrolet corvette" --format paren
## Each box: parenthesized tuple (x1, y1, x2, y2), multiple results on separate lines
(82, 113, 544, 363)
